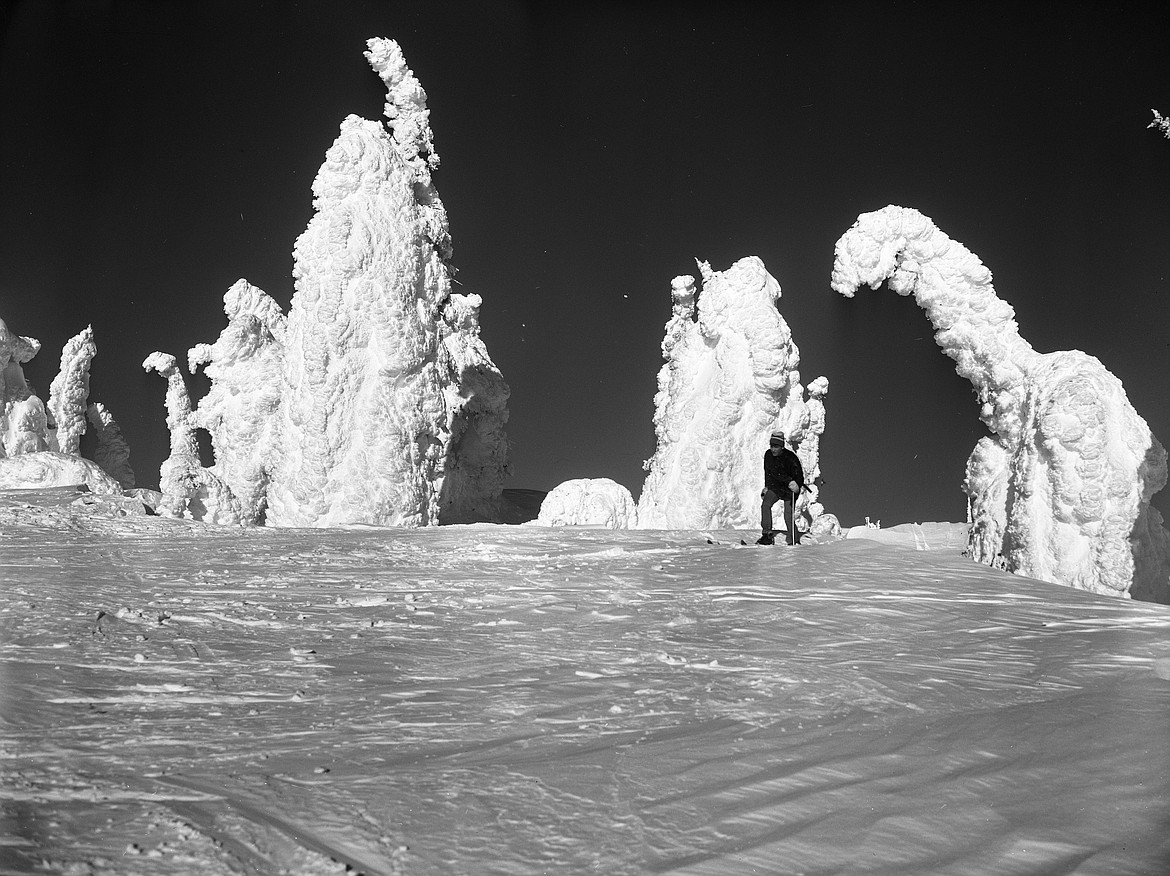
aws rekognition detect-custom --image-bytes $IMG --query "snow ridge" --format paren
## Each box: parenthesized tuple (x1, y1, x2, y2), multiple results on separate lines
(832, 205, 1170, 602)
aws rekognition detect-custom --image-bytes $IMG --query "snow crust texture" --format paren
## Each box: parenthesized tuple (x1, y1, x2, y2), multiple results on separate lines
(6, 512, 1170, 873)
(0, 318, 135, 492)
(144, 38, 510, 528)
(832, 205, 1170, 602)
(637, 257, 832, 532)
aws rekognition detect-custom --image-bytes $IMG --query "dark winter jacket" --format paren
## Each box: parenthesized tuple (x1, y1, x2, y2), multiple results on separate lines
(763, 447, 804, 497)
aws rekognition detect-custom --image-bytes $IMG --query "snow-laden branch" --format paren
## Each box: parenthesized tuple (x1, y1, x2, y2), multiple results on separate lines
(1149, 109, 1170, 139)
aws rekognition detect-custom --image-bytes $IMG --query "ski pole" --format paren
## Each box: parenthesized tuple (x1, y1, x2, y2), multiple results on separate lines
(789, 491, 795, 546)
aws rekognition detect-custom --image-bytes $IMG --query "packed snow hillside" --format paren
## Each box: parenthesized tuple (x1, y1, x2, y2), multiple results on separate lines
(833, 205, 1170, 603)
(3, 491, 1170, 874)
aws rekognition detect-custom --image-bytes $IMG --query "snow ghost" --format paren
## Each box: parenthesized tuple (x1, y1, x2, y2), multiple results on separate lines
(86, 402, 135, 490)
(537, 478, 638, 529)
(147, 38, 510, 528)
(637, 257, 831, 532)
(143, 351, 242, 524)
(0, 317, 134, 491)
(264, 37, 509, 527)
(47, 325, 95, 456)
(186, 279, 287, 525)
(832, 205, 1170, 603)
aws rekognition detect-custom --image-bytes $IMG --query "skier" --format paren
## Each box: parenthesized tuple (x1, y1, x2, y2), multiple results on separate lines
(757, 430, 805, 545)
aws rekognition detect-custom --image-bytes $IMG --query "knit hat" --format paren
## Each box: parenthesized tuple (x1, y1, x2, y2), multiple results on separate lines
(770, 430, 785, 444)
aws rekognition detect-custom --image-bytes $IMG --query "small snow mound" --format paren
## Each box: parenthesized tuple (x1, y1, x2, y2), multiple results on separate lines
(0, 451, 121, 495)
(809, 513, 842, 540)
(536, 478, 638, 529)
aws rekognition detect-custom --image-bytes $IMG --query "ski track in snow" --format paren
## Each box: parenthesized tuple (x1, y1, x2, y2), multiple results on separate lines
(2, 512, 1170, 874)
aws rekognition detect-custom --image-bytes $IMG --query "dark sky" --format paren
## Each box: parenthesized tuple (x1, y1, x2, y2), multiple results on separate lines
(2, 0, 1168, 528)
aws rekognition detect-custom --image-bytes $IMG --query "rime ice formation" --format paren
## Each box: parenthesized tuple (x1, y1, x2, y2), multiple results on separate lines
(434, 293, 511, 522)
(263, 37, 509, 527)
(86, 402, 135, 489)
(0, 317, 134, 492)
(0, 318, 47, 457)
(187, 279, 287, 524)
(146, 39, 509, 528)
(536, 478, 639, 529)
(46, 326, 95, 455)
(1149, 109, 1170, 139)
(832, 205, 1170, 602)
(143, 352, 242, 524)
(637, 257, 832, 533)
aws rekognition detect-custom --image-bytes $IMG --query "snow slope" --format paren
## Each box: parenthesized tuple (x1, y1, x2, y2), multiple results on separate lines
(3, 491, 1168, 874)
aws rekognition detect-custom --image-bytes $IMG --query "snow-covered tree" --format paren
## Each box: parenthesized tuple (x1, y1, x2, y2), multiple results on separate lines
(46, 325, 95, 455)
(832, 205, 1170, 602)
(265, 37, 509, 527)
(637, 257, 831, 532)
(143, 351, 242, 524)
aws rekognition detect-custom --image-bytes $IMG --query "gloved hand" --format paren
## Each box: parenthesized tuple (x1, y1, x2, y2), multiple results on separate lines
(788, 480, 798, 494)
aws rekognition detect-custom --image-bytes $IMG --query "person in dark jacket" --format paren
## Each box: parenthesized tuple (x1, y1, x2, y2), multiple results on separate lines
(758, 430, 804, 545)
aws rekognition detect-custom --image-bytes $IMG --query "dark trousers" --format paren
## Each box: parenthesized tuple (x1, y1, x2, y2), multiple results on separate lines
(761, 489, 796, 539)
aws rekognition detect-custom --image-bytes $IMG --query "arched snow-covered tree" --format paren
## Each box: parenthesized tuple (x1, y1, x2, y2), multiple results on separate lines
(832, 205, 1170, 603)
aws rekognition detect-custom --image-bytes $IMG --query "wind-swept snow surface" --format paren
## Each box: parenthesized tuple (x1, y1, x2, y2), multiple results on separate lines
(3, 498, 1169, 873)
(832, 205, 1170, 603)
(638, 258, 832, 533)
